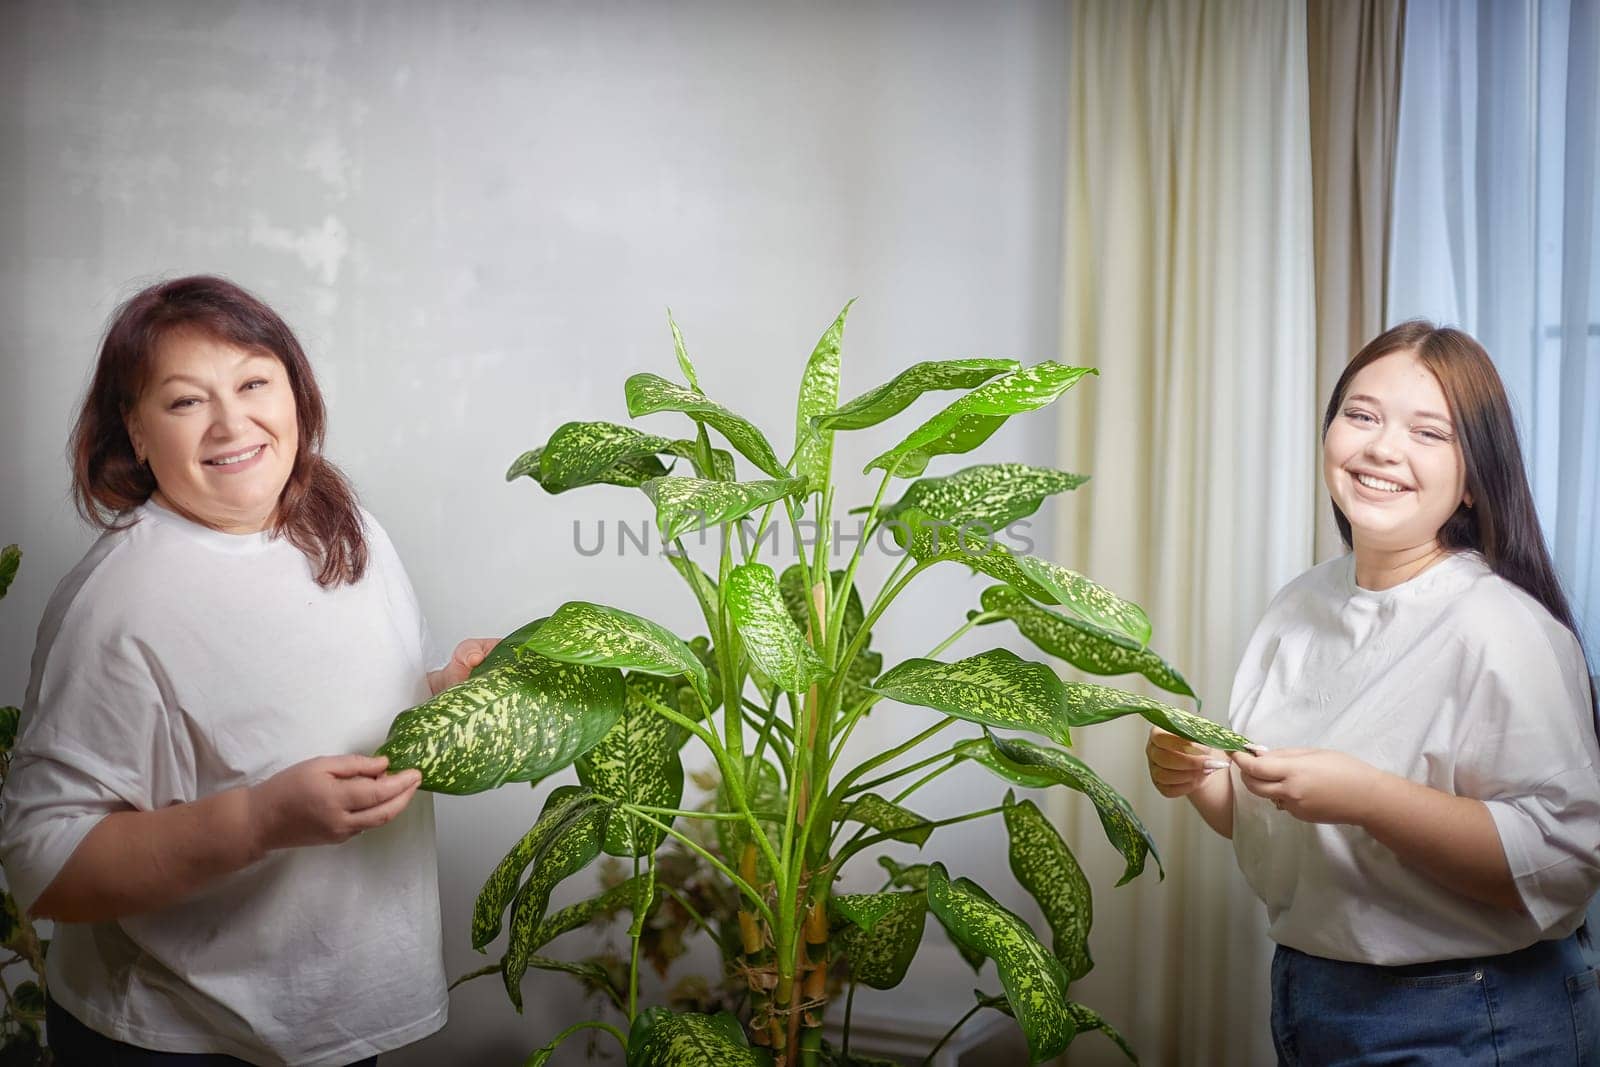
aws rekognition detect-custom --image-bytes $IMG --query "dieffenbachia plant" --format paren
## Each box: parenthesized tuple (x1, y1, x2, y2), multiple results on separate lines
(378, 308, 1250, 1066)
(0, 545, 50, 1065)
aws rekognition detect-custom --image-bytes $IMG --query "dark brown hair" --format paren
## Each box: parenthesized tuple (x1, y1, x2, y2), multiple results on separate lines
(1324, 320, 1595, 717)
(71, 275, 368, 587)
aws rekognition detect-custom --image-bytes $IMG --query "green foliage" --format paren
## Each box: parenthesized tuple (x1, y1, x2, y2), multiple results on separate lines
(378, 307, 1252, 1065)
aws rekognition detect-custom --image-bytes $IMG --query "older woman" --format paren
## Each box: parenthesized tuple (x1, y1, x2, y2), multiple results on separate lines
(0, 276, 493, 1066)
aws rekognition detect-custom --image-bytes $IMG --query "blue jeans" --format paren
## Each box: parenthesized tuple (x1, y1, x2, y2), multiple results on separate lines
(1271, 929, 1600, 1065)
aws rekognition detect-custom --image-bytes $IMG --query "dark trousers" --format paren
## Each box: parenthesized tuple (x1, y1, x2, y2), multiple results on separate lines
(46, 996, 378, 1067)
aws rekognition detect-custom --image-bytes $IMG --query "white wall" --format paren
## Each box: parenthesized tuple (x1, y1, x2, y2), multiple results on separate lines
(0, 2, 1072, 1062)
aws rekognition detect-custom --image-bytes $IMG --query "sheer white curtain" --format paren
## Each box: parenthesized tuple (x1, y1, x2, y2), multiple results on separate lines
(1058, 2, 1316, 1062)
(1386, 0, 1600, 670)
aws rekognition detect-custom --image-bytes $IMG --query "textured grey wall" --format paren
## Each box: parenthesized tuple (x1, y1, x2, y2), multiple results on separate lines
(0, 2, 1070, 1062)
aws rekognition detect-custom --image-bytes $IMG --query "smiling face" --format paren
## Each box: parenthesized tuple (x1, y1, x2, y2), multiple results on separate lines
(124, 326, 299, 533)
(1323, 349, 1472, 554)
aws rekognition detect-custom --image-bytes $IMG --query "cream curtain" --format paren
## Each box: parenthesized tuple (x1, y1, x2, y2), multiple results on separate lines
(1055, 2, 1317, 1063)
(1307, 0, 1407, 562)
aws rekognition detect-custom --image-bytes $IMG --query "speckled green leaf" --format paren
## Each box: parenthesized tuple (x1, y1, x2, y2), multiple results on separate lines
(813, 359, 1021, 432)
(839, 794, 935, 847)
(1003, 793, 1092, 981)
(714, 759, 784, 885)
(925, 864, 1074, 1063)
(0, 545, 19, 600)
(794, 301, 852, 490)
(0, 707, 20, 754)
(666, 310, 703, 394)
(876, 856, 930, 890)
(468, 619, 548, 678)
(538, 421, 680, 493)
(521, 601, 709, 708)
(876, 464, 1087, 532)
(979, 586, 1193, 699)
(527, 875, 644, 956)
(378, 654, 624, 796)
(502, 793, 611, 1011)
(950, 738, 1055, 789)
(1065, 1002, 1138, 1062)
(471, 787, 602, 950)
(832, 890, 927, 989)
(865, 363, 1095, 478)
(642, 476, 807, 542)
(1134, 701, 1251, 751)
(982, 733, 1161, 886)
(625, 1008, 772, 1067)
(506, 444, 669, 491)
(664, 439, 738, 481)
(870, 648, 1071, 745)
(578, 674, 687, 855)
(888, 508, 1150, 647)
(726, 564, 828, 692)
(778, 565, 864, 643)
(626, 373, 789, 478)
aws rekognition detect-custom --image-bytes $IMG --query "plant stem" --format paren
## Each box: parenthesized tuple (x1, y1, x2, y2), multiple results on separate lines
(628, 849, 642, 1020)
(841, 749, 957, 799)
(660, 883, 716, 940)
(447, 963, 502, 991)
(622, 807, 776, 928)
(833, 716, 957, 798)
(842, 980, 857, 1058)
(535, 1019, 630, 1063)
(836, 806, 1003, 867)
(825, 468, 894, 665)
(921, 1002, 983, 1066)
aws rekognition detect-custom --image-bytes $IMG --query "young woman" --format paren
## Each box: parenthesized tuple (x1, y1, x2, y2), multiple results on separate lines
(0, 276, 495, 1066)
(1147, 322, 1600, 1063)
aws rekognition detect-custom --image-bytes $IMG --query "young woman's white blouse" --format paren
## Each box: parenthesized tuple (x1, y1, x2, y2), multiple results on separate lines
(1228, 550, 1600, 965)
(0, 501, 448, 1065)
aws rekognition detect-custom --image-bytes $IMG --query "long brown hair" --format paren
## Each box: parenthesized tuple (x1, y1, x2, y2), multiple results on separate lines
(71, 275, 368, 588)
(1324, 320, 1596, 718)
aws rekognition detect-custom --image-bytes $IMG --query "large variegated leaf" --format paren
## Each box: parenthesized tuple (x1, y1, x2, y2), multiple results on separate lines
(521, 601, 710, 708)
(526, 875, 644, 957)
(506, 444, 669, 491)
(0, 545, 18, 600)
(951, 737, 1054, 789)
(537, 421, 678, 493)
(377, 654, 624, 796)
(1003, 793, 1092, 981)
(925, 864, 1074, 1063)
(976, 992, 1137, 1063)
(626, 373, 789, 478)
(870, 648, 1071, 745)
(725, 564, 828, 692)
(467, 618, 548, 678)
(578, 674, 688, 854)
(625, 1008, 772, 1067)
(794, 301, 852, 490)
(831, 890, 927, 989)
(813, 359, 1021, 432)
(502, 790, 611, 1011)
(472, 787, 604, 949)
(642, 476, 807, 542)
(865, 363, 1095, 478)
(981, 732, 1161, 885)
(876, 464, 1087, 532)
(978, 586, 1193, 699)
(838, 793, 935, 847)
(876, 856, 930, 890)
(888, 508, 1151, 647)
(666, 309, 703, 393)
(1132, 700, 1251, 751)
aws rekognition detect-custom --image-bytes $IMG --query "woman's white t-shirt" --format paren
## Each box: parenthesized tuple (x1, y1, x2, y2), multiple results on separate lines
(0, 501, 448, 1065)
(1228, 550, 1600, 966)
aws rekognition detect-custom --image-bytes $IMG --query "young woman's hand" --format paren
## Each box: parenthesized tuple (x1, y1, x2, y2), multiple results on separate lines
(427, 637, 501, 695)
(1145, 727, 1231, 797)
(247, 755, 423, 853)
(1231, 747, 1383, 825)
